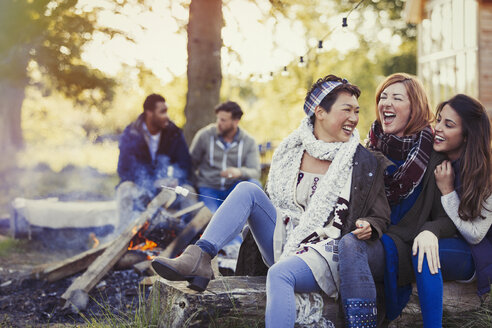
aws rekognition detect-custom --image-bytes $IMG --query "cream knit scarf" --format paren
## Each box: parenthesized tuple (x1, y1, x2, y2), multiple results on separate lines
(267, 117, 360, 259)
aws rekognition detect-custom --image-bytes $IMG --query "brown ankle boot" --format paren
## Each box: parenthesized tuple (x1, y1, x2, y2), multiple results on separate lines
(151, 245, 213, 292)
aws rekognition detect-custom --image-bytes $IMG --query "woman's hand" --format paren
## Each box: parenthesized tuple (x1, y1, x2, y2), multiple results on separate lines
(351, 219, 372, 240)
(412, 230, 440, 274)
(434, 160, 455, 195)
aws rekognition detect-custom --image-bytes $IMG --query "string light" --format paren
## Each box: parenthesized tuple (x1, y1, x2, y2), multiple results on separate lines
(247, 0, 366, 80)
(316, 40, 324, 53)
(298, 56, 306, 67)
(281, 66, 289, 76)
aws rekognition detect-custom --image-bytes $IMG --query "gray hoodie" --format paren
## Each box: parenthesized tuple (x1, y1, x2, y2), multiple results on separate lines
(190, 124, 261, 190)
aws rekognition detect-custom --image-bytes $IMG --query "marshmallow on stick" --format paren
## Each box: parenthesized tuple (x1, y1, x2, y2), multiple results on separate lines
(174, 185, 190, 197)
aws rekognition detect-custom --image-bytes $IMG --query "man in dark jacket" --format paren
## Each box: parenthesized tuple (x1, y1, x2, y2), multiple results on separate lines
(116, 94, 193, 226)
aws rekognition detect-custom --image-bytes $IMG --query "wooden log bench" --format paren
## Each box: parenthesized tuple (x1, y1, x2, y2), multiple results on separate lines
(151, 276, 342, 327)
(151, 276, 483, 328)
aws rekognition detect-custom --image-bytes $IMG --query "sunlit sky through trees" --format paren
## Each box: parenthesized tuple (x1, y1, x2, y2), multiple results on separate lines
(15, 0, 410, 174)
(80, 0, 402, 83)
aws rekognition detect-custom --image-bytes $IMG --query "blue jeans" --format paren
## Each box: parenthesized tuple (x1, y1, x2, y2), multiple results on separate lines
(197, 182, 320, 328)
(338, 234, 385, 302)
(198, 178, 262, 213)
(412, 237, 474, 328)
(199, 179, 263, 249)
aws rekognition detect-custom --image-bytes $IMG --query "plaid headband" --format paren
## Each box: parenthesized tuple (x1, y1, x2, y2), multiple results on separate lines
(303, 80, 347, 116)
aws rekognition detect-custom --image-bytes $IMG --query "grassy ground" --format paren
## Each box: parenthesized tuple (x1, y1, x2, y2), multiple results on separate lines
(1, 233, 491, 327)
(442, 303, 492, 328)
(79, 294, 492, 328)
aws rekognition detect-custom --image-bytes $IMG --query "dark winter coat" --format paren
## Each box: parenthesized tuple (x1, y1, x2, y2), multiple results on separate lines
(341, 145, 391, 239)
(117, 114, 191, 191)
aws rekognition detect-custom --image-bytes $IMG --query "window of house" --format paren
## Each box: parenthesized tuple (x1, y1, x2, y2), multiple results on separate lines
(418, 0, 478, 108)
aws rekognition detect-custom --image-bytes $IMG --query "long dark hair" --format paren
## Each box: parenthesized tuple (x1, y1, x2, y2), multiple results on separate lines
(436, 94, 492, 220)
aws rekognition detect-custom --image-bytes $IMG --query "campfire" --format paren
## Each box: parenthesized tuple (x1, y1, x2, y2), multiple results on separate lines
(1, 189, 214, 327)
(128, 222, 158, 252)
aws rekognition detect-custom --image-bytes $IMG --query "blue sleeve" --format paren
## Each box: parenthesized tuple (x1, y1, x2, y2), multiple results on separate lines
(117, 130, 139, 183)
(173, 131, 192, 184)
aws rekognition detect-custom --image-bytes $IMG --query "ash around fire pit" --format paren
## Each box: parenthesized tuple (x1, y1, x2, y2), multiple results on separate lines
(0, 266, 151, 327)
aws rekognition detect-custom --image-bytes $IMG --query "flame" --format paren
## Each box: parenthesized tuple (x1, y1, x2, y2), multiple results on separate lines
(89, 232, 100, 249)
(129, 239, 158, 251)
(128, 221, 158, 251)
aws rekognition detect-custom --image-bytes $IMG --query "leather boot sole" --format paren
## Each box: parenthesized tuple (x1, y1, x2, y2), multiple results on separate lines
(151, 259, 210, 292)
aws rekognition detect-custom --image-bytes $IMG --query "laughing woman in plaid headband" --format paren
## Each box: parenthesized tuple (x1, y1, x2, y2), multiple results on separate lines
(363, 73, 456, 327)
(152, 75, 390, 328)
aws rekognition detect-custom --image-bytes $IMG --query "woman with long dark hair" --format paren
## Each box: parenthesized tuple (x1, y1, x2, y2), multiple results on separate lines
(434, 94, 492, 297)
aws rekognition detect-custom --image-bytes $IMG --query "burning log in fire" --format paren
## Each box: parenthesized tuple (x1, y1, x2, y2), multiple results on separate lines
(129, 210, 184, 252)
(61, 189, 177, 312)
(128, 239, 157, 252)
(128, 222, 158, 252)
(56, 191, 213, 314)
(127, 213, 182, 257)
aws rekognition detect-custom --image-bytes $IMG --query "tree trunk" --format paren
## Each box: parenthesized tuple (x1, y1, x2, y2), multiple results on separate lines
(0, 79, 27, 171)
(183, 0, 223, 144)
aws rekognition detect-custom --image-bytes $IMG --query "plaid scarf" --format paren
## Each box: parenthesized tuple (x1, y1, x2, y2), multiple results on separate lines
(368, 121, 434, 205)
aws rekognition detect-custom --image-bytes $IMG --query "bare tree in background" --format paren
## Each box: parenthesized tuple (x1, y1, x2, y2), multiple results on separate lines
(183, 0, 223, 144)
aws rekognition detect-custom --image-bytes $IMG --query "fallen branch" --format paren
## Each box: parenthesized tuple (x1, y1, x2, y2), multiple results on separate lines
(31, 242, 111, 282)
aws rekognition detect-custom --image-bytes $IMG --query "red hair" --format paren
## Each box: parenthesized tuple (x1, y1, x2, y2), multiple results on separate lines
(375, 73, 433, 135)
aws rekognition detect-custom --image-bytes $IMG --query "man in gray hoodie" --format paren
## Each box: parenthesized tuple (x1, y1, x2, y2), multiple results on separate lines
(190, 101, 261, 213)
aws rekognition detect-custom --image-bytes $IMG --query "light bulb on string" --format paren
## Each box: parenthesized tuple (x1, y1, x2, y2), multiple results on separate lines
(281, 66, 289, 76)
(298, 56, 306, 68)
(341, 17, 350, 35)
(316, 40, 324, 54)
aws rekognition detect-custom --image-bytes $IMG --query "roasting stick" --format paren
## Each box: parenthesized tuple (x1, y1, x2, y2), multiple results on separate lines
(160, 185, 225, 202)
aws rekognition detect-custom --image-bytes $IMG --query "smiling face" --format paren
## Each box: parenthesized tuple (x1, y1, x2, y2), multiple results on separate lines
(378, 82, 412, 137)
(314, 91, 359, 143)
(433, 104, 465, 161)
